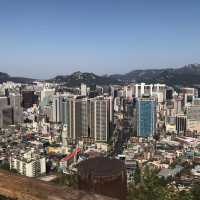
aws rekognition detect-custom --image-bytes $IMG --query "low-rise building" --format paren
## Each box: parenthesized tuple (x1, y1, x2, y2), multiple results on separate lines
(9, 149, 46, 177)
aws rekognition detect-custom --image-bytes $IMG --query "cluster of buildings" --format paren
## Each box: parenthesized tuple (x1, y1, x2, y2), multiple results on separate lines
(50, 95, 113, 144)
(0, 80, 200, 196)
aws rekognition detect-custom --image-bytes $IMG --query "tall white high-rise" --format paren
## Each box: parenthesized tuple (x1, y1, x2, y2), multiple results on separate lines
(81, 83, 87, 96)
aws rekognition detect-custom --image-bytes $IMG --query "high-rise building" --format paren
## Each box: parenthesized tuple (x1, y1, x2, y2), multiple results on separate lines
(187, 105, 200, 132)
(9, 93, 21, 107)
(166, 87, 174, 100)
(40, 88, 55, 108)
(0, 106, 14, 128)
(80, 83, 87, 96)
(133, 83, 165, 100)
(62, 97, 70, 126)
(9, 93, 23, 124)
(180, 87, 195, 106)
(0, 96, 8, 108)
(174, 96, 183, 114)
(62, 97, 90, 143)
(62, 97, 76, 142)
(21, 90, 38, 109)
(52, 94, 63, 123)
(197, 88, 200, 98)
(0, 94, 22, 126)
(176, 114, 187, 134)
(89, 97, 113, 142)
(136, 97, 156, 137)
(75, 98, 89, 138)
(123, 86, 133, 99)
(61, 96, 113, 144)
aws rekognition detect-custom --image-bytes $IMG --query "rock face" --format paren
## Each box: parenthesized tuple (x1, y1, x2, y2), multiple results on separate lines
(0, 170, 116, 200)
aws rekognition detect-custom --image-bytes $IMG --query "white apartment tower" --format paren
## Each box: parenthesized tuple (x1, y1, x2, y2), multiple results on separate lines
(81, 83, 87, 96)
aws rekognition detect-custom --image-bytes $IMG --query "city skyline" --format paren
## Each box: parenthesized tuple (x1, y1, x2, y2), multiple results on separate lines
(1, 1, 200, 200)
(0, 0, 200, 78)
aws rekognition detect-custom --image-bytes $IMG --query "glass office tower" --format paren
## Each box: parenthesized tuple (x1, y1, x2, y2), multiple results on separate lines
(136, 97, 156, 137)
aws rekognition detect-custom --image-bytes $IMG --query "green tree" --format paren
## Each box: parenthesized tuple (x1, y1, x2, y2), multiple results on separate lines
(53, 174, 78, 189)
(178, 190, 193, 200)
(191, 183, 200, 200)
(134, 162, 141, 185)
(0, 162, 10, 170)
(128, 166, 193, 200)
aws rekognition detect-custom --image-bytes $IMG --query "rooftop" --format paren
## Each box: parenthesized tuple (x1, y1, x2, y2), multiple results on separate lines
(78, 157, 125, 177)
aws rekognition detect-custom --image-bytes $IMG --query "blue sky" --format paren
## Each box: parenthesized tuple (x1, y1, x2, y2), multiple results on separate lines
(0, 0, 200, 78)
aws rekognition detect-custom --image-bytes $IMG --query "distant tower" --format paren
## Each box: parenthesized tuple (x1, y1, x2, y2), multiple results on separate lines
(21, 90, 37, 109)
(81, 83, 87, 96)
(52, 94, 63, 123)
(9, 93, 23, 124)
(166, 87, 173, 100)
(176, 114, 187, 135)
(136, 97, 156, 137)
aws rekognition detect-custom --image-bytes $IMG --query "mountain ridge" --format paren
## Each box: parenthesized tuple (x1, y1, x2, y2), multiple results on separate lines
(1, 63, 200, 87)
(50, 63, 200, 87)
(109, 63, 200, 86)
(0, 72, 35, 84)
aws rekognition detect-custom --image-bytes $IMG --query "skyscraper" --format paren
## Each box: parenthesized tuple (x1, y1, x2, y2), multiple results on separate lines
(61, 96, 113, 144)
(9, 93, 23, 124)
(62, 97, 76, 142)
(187, 104, 200, 132)
(40, 88, 55, 108)
(90, 97, 113, 142)
(0, 96, 8, 108)
(62, 97, 89, 142)
(176, 114, 187, 134)
(136, 97, 156, 137)
(21, 90, 37, 109)
(0, 106, 14, 128)
(52, 94, 63, 123)
(80, 83, 87, 96)
(76, 98, 89, 138)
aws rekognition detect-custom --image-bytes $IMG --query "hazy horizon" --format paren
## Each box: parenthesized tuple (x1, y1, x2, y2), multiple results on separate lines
(0, 0, 200, 78)
(2, 63, 200, 80)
